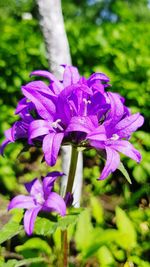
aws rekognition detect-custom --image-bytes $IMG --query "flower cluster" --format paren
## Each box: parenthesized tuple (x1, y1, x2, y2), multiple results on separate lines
(1, 65, 144, 180)
(8, 172, 66, 235)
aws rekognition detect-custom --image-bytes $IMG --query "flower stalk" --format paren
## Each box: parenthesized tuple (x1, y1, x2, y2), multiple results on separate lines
(61, 230, 68, 267)
(66, 146, 79, 194)
(61, 145, 79, 267)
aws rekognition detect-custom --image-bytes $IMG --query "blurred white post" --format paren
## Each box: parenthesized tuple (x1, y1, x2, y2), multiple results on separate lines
(36, 0, 83, 207)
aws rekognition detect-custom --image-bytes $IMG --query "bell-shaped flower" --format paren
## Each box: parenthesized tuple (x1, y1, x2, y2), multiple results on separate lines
(87, 94, 144, 180)
(1, 65, 144, 180)
(8, 172, 66, 235)
(0, 98, 34, 155)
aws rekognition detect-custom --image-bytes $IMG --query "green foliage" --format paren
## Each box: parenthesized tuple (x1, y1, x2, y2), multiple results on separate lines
(118, 162, 132, 184)
(34, 217, 57, 236)
(97, 246, 116, 267)
(34, 213, 79, 237)
(0, 221, 23, 245)
(0, 0, 150, 266)
(2, 257, 46, 267)
(16, 238, 52, 256)
(115, 207, 137, 249)
(75, 209, 94, 250)
(0, 210, 23, 245)
(90, 196, 104, 224)
(73, 205, 150, 266)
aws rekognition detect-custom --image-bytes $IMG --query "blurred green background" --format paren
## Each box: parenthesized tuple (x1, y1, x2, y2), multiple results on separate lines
(0, 0, 150, 266)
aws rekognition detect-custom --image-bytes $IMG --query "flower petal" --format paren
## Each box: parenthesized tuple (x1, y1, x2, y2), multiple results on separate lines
(43, 172, 63, 197)
(87, 125, 107, 141)
(23, 81, 55, 96)
(25, 178, 43, 196)
(42, 132, 64, 166)
(105, 92, 124, 125)
(62, 65, 80, 87)
(43, 192, 66, 216)
(12, 121, 29, 140)
(66, 116, 96, 134)
(108, 140, 142, 163)
(0, 139, 11, 155)
(91, 82, 105, 93)
(115, 113, 144, 138)
(22, 85, 55, 120)
(15, 97, 28, 114)
(4, 128, 14, 141)
(0, 127, 15, 155)
(99, 147, 120, 180)
(28, 120, 50, 143)
(24, 207, 41, 235)
(88, 72, 110, 83)
(8, 195, 35, 210)
(30, 70, 63, 91)
(60, 84, 92, 99)
(56, 96, 71, 125)
(87, 92, 110, 118)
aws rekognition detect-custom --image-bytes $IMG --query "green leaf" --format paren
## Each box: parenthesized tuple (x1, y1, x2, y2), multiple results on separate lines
(75, 209, 93, 251)
(83, 229, 119, 259)
(97, 245, 115, 266)
(2, 259, 18, 267)
(115, 207, 137, 249)
(133, 165, 147, 183)
(56, 214, 78, 230)
(34, 213, 79, 236)
(118, 162, 132, 184)
(129, 255, 150, 267)
(3, 257, 45, 267)
(16, 237, 51, 255)
(0, 221, 23, 245)
(90, 196, 104, 224)
(34, 217, 57, 236)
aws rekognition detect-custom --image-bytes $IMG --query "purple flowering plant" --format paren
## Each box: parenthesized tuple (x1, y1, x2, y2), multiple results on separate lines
(0, 65, 144, 264)
(8, 172, 66, 235)
(1, 65, 144, 180)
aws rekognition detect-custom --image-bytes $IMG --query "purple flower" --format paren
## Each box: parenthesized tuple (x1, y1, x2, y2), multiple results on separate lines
(1, 65, 144, 180)
(86, 94, 144, 179)
(0, 98, 34, 155)
(8, 172, 66, 235)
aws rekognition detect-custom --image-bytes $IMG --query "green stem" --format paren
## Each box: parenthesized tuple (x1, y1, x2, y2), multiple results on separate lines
(66, 146, 79, 194)
(61, 146, 79, 267)
(61, 230, 68, 267)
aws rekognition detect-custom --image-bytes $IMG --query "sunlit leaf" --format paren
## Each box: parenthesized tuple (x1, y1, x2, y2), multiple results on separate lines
(115, 207, 137, 249)
(118, 162, 132, 184)
(56, 214, 78, 230)
(16, 237, 51, 255)
(0, 221, 23, 245)
(90, 196, 104, 224)
(97, 245, 115, 266)
(75, 209, 93, 251)
(34, 217, 57, 236)
(3, 257, 45, 267)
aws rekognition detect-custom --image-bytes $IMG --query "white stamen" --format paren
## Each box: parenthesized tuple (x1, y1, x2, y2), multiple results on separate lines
(35, 193, 44, 205)
(83, 98, 91, 105)
(110, 134, 119, 141)
(83, 98, 91, 116)
(51, 119, 63, 131)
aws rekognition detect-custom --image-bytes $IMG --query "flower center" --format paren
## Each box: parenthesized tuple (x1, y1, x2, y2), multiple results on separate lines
(35, 193, 44, 205)
(110, 133, 119, 141)
(51, 119, 63, 131)
(83, 98, 91, 116)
